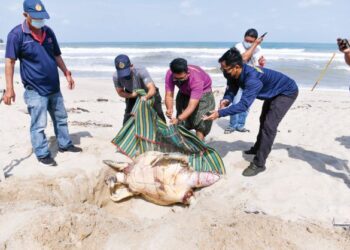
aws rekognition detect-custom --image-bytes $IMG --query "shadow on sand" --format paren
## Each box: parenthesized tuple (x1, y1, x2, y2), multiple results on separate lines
(207, 140, 254, 158)
(208, 139, 350, 188)
(1, 131, 94, 180)
(3, 149, 34, 178)
(49, 131, 93, 158)
(335, 136, 350, 149)
(274, 143, 350, 189)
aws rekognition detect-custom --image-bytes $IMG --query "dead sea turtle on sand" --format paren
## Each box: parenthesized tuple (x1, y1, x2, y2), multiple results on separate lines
(103, 151, 220, 206)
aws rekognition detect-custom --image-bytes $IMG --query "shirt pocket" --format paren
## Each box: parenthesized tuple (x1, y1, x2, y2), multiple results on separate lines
(21, 40, 38, 60)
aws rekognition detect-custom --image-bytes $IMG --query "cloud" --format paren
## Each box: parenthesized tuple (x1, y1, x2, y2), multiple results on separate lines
(180, 0, 202, 16)
(62, 19, 71, 25)
(298, 0, 332, 8)
(8, 3, 22, 12)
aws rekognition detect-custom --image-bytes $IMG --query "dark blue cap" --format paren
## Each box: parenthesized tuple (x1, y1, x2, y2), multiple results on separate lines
(115, 54, 132, 78)
(23, 0, 50, 19)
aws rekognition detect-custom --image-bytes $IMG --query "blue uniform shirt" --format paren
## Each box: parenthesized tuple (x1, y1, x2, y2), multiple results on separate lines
(218, 64, 298, 117)
(5, 21, 61, 96)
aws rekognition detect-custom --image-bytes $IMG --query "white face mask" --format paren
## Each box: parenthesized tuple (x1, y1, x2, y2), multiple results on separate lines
(31, 19, 45, 29)
(243, 41, 252, 49)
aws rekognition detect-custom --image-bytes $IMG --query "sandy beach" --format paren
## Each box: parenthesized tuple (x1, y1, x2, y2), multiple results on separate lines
(0, 77, 349, 250)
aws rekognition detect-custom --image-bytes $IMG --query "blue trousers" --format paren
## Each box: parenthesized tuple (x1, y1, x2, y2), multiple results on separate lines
(24, 89, 72, 159)
(229, 88, 249, 130)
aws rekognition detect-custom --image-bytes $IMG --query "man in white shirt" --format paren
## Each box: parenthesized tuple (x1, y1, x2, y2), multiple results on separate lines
(224, 28, 266, 134)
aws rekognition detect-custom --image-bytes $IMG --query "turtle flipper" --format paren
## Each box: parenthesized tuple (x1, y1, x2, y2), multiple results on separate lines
(110, 186, 135, 202)
(103, 160, 129, 171)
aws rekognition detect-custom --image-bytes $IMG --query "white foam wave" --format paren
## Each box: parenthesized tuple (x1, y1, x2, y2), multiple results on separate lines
(333, 65, 350, 71)
(61, 47, 227, 55)
(2, 47, 345, 64)
(69, 65, 115, 73)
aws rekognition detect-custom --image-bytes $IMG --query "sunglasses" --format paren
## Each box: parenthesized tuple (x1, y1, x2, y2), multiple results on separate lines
(220, 66, 234, 73)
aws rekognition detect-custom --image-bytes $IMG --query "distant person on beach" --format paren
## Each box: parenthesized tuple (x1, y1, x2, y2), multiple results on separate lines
(203, 48, 298, 177)
(224, 28, 266, 134)
(337, 38, 350, 66)
(165, 58, 215, 141)
(3, 0, 82, 167)
(113, 54, 166, 125)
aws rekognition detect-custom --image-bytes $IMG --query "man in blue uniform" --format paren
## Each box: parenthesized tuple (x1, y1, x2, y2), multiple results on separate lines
(203, 48, 298, 176)
(3, 0, 82, 166)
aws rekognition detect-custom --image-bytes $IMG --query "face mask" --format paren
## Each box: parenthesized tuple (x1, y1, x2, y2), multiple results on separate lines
(243, 41, 252, 49)
(175, 79, 187, 86)
(31, 19, 45, 29)
(223, 71, 232, 80)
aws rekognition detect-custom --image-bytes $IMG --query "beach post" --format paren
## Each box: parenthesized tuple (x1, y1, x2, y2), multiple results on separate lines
(311, 52, 337, 91)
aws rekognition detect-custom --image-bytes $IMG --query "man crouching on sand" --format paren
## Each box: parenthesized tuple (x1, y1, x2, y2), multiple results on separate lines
(165, 58, 215, 141)
(203, 48, 298, 177)
(113, 54, 166, 125)
(3, 0, 82, 167)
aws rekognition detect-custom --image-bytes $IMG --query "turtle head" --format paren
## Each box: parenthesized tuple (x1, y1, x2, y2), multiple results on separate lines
(105, 172, 127, 188)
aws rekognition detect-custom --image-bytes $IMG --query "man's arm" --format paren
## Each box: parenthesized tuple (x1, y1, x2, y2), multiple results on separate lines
(144, 82, 156, 100)
(177, 98, 200, 121)
(218, 79, 263, 117)
(138, 68, 156, 100)
(165, 91, 174, 119)
(116, 87, 138, 99)
(240, 38, 263, 64)
(55, 55, 75, 90)
(3, 58, 16, 105)
(219, 79, 240, 109)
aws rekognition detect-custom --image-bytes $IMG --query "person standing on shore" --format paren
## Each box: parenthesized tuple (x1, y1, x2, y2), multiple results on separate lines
(3, 0, 82, 166)
(337, 38, 350, 66)
(165, 58, 215, 141)
(225, 28, 266, 134)
(203, 48, 298, 177)
(113, 54, 166, 125)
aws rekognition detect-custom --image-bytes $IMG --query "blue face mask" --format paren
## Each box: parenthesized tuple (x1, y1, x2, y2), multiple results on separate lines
(31, 19, 45, 29)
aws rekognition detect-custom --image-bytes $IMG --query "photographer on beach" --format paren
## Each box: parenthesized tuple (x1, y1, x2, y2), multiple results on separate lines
(337, 38, 350, 66)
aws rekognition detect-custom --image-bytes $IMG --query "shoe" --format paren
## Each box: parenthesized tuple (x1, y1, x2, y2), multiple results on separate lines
(242, 163, 266, 177)
(236, 127, 250, 133)
(38, 156, 57, 167)
(58, 145, 83, 153)
(244, 148, 257, 155)
(224, 127, 236, 134)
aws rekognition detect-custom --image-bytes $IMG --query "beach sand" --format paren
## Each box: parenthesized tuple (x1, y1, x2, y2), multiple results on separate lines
(0, 77, 349, 250)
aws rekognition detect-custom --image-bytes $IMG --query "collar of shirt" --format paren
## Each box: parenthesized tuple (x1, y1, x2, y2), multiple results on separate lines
(21, 21, 47, 45)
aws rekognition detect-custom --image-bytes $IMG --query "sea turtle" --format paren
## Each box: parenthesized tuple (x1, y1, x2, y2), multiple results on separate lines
(103, 151, 220, 206)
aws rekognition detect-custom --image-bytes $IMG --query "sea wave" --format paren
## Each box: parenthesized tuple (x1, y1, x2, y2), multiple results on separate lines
(0, 47, 345, 63)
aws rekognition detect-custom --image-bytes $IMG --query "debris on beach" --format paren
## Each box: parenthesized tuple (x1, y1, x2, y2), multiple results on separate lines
(97, 98, 109, 102)
(70, 120, 112, 128)
(67, 107, 90, 113)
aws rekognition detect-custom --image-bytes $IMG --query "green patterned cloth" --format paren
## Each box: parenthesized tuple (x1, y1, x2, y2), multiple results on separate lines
(111, 89, 226, 175)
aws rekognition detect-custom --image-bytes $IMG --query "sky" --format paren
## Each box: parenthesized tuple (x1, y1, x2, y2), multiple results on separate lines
(0, 0, 348, 43)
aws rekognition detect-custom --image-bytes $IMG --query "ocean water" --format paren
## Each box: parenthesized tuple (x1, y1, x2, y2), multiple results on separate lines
(0, 42, 349, 90)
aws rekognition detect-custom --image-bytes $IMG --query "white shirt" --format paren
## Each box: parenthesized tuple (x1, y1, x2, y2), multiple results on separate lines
(235, 42, 264, 67)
